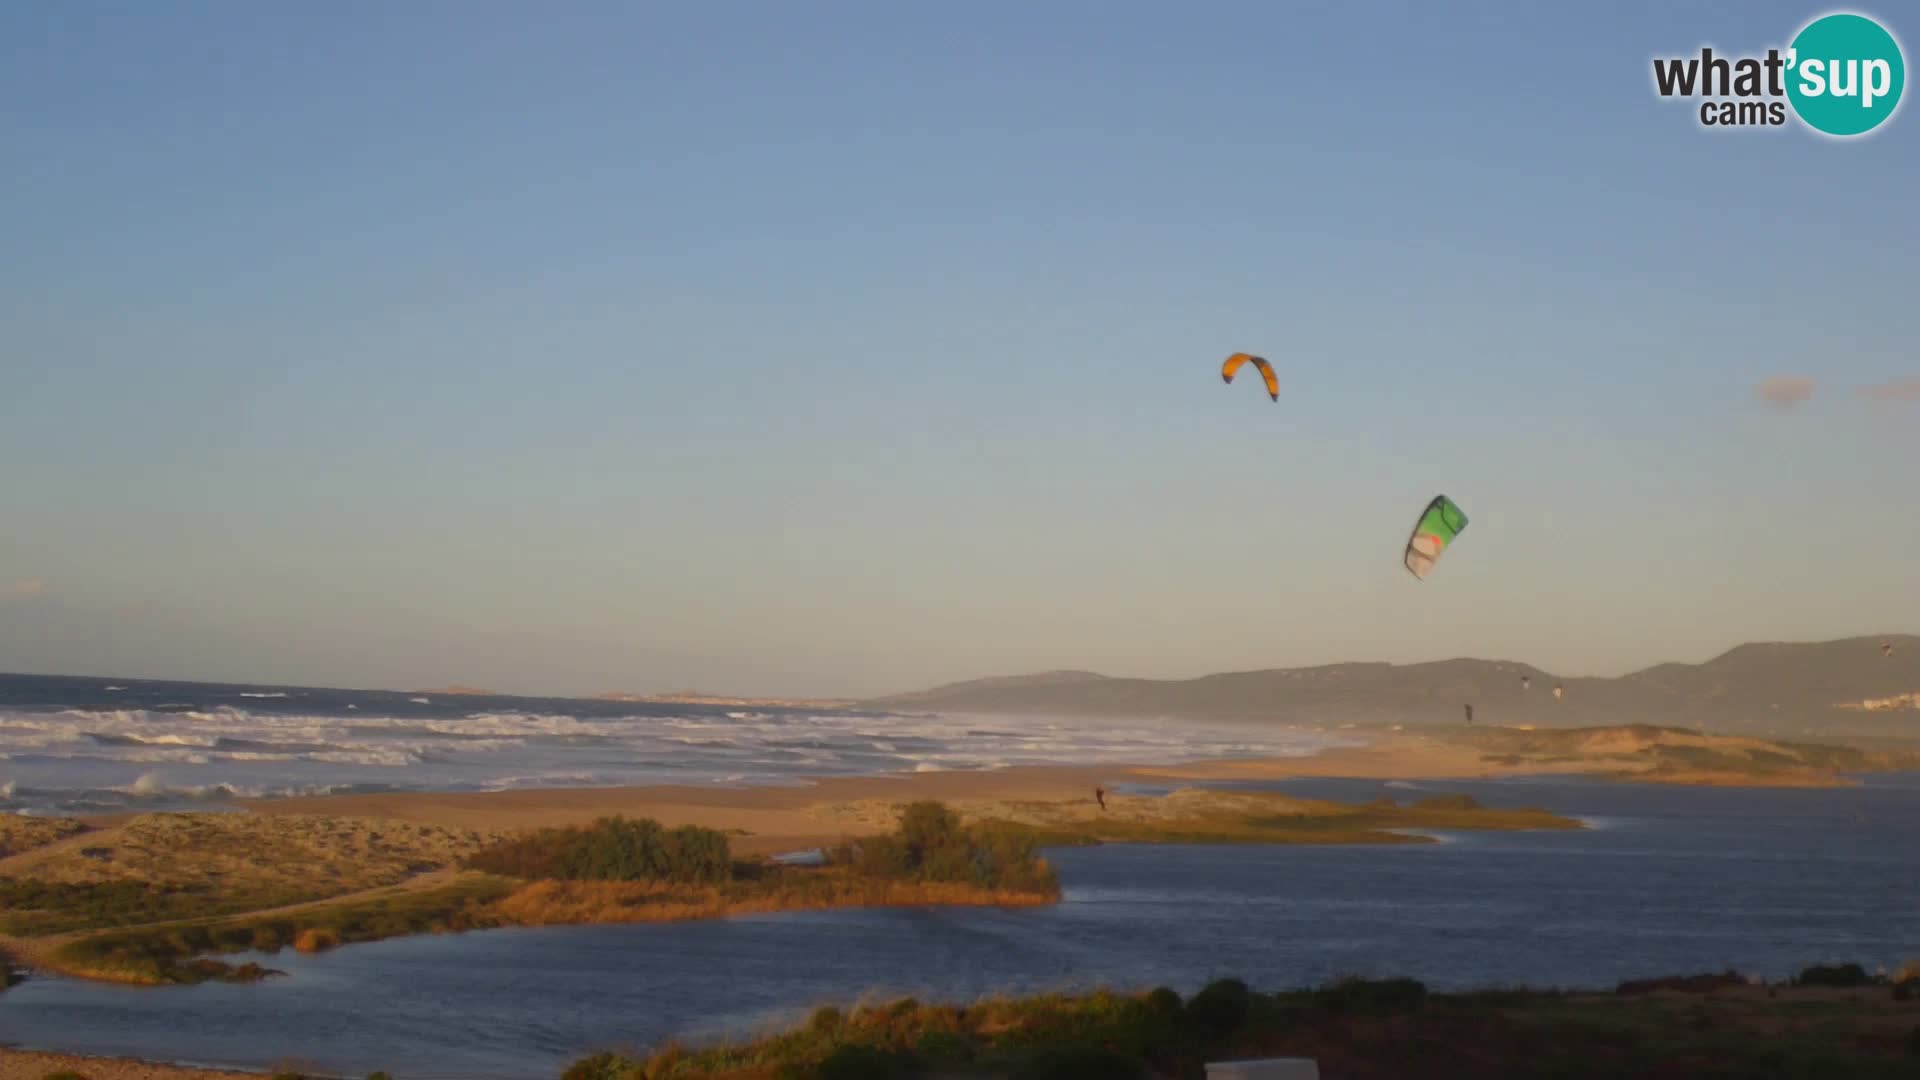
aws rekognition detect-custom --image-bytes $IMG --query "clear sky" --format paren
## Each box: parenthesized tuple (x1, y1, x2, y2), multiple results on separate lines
(2, 1, 1916, 698)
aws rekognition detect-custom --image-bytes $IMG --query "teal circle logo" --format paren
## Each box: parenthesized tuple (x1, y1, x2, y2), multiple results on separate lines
(1786, 13, 1905, 136)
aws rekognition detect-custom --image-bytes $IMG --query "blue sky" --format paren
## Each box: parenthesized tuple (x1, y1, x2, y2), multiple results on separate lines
(2, 1, 1916, 697)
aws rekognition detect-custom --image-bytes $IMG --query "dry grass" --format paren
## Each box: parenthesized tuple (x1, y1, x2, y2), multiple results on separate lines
(2, 812, 499, 889)
(1444, 724, 1905, 788)
(0, 812, 504, 938)
(46, 872, 515, 985)
(493, 872, 1057, 927)
(0, 815, 89, 858)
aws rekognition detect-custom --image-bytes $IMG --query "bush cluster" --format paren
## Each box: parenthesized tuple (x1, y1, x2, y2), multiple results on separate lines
(1794, 962, 1871, 988)
(466, 816, 732, 884)
(828, 802, 1057, 893)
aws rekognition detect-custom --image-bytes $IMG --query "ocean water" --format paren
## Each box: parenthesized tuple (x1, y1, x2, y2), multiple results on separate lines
(0, 673, 1342, 814)
(2, 776, 1916, 1080)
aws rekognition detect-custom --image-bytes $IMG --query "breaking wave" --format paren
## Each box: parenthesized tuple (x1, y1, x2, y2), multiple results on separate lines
(0, 694, 1353, 817)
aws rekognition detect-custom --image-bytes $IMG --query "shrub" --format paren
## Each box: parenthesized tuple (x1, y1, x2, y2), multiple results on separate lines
(1794, 962, 1871, 988)
(1009, 1046, 1148, 1080)
(912, 1029, 972, 1063)
(1616, 971, 1746, 995)
(560, 1052, 638, 1080)
(828, 803, 1058, 893)
(1146, 986, 1183, 1014)
(466, 816, 732, 884)
(899, 801, 963, 860)
(1184, 978, 1251, 1037)
(811, 1044, 909, 1080)
(1314, 975, 1428, 1015)
(293, 928, 341, 953)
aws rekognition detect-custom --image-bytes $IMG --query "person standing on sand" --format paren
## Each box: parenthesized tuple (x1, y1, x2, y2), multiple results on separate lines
(1094, 786, 1107, 811)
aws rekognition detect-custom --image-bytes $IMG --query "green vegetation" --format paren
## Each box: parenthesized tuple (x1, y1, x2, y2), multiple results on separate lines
(1793, 961, 1872, 988)
(37, 802, 1060, 987)
(0, 877, 315, 936)
(49, 874, 515, 985)
(562, 967, 1920, 1079)
(492, 804, 1060, 927)
(827, 802, 1059, 894)
(466, 816, 733, 884)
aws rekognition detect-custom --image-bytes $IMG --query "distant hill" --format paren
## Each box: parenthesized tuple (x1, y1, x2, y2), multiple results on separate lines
(591, 691, 859, 709)
(863, 635, 1920, 737)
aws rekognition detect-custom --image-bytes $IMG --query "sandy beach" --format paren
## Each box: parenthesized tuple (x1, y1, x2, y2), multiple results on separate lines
(222, 729, 1747, 861)
(228, 735, 1513, 854)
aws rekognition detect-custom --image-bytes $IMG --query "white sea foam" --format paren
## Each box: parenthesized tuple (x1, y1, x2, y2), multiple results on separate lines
(0, 702, 1355, 816)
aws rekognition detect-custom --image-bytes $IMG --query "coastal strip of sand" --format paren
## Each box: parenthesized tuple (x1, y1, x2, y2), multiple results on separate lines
(227, 735, 1500, 853)
(228, 728, 1841, 853)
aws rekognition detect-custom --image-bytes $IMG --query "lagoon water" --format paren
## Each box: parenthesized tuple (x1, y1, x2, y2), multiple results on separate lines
(4, 775, 1917, 1080)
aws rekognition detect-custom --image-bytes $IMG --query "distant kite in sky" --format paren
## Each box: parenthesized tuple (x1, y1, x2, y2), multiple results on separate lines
(1220, 353, 1279, 402)
(1404, 495, 1468, 580)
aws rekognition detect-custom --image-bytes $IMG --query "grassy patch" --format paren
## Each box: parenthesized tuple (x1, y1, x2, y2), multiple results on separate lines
(0, 877, 316, 936)
(48, 874, 516, 984)
(0, 812, 499, 938)
(0, 815, 88, 858)
(494, 872, 1055, 928)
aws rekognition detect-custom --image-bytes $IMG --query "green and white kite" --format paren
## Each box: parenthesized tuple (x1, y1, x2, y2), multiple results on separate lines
(1403, 495, 1468, 580)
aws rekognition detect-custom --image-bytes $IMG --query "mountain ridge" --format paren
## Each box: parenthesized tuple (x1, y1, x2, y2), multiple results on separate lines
(863, 635, 1920, 736)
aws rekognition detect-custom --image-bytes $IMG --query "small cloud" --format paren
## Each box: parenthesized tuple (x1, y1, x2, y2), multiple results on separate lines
(1, 578, 47, 603)
(1858, 376, 1920, 403)
(1755, 376, 1815, 409)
